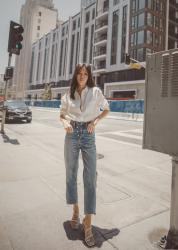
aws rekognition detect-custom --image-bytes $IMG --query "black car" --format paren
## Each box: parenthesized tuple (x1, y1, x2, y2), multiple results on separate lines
(5, 100, 32, 123)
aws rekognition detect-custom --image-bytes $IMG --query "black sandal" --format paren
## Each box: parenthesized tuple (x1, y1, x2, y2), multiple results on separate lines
(82, 220, 95, 247)
(70, 214, 80, 230)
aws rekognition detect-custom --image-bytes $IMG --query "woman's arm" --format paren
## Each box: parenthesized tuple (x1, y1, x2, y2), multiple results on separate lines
(60, 114, 73, 133)
(87, 108, 110, 134)
(93, 109, 110, 126)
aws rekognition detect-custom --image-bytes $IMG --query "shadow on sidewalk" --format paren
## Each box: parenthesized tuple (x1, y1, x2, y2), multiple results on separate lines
(63, 220, 120, 248)
(1, 133, 20, 145)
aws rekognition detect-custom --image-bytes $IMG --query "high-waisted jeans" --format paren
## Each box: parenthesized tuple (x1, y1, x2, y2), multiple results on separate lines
(64, 121, 97, 214)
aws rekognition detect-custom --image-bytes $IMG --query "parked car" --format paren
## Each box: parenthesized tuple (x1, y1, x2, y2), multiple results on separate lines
(3, 100, 32, 123)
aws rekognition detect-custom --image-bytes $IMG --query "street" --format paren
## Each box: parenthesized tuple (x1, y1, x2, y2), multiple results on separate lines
(0, 108, 172, 250)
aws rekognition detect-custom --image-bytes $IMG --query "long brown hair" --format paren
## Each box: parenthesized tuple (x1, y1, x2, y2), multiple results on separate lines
(70, 63, 95, 99)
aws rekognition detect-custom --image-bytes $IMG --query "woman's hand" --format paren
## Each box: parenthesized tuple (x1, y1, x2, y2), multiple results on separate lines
(63, 120, 73, 133)
(87, 121, 96, 134)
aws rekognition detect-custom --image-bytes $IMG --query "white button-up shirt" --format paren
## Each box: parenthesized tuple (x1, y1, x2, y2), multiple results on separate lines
(60, 86, 109, 122)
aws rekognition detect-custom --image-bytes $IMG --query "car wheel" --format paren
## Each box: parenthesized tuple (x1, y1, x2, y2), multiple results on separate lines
(26, 118, 32, 123)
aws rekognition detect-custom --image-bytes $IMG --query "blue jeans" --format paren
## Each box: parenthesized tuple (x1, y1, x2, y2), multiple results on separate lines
(64, 121, 97, 214)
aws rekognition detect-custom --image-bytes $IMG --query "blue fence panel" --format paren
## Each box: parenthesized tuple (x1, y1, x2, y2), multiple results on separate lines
(26, 100, 61, 108)
(26, 100, 144, 113)
(109, 100, 144, 113)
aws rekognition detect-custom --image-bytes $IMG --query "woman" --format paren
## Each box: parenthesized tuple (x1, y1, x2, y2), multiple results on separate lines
(60, 63, 110, 246)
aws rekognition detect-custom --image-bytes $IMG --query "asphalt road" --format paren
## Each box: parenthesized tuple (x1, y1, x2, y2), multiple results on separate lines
(5, 107, 143, 147)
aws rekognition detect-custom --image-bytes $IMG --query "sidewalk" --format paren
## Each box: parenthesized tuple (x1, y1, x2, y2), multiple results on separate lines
(0, 121, 171, 250)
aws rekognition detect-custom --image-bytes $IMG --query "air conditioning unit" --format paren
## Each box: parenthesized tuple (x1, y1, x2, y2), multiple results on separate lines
(143, 49, 178, 156)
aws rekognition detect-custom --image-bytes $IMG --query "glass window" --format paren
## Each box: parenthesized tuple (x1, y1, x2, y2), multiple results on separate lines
(147, 12, 152, 26)
(147, 30, 153, 44)
(138, 13, 145, 27)
(176, 11, 178, 19)
(137, 30, 144, 44)
(138, 0, 145, 10)
(78, 18, 80, 27)
(85, 11, 90, 23)
(110, 10, 119, 65)
(146, 48, 152, 55)
(154, 16, 159, 29)
(132, 0, 137, 12)
(175, 26, 178, 34)
(132, 16, 137, 29)
(147, 0, 152, 8)
(37, 26, 40, 30)
(72, 20, 76, 31)
(39, 12, 41, 16)
(137, 48, 144, 61)
(92, 8, 95, 19)
(62, 27, 65, 36)
(113, 0, 119, 5)
(69, 35, 75, 74)
(53, 33, 56, 42)
(83, 27, 89, 62)
(131, 33, 137, 46)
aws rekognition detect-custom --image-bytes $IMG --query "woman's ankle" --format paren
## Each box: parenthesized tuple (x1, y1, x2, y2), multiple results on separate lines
(73, 204, 79, 217)
(83, 215, 92, 228)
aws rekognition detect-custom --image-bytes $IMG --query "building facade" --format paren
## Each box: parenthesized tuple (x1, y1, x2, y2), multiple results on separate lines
(12, 0, 58, 99)
(25, 0, 178, 100)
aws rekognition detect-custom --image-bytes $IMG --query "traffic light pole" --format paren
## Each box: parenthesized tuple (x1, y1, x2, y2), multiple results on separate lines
(165, 156, 178, 249)
(0, 53, 12, 134)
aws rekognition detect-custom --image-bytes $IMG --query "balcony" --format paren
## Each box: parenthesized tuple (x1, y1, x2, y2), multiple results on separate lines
(95, 20, 108, 32)
(94, 34, 107, 43)
(94, 34, 107, 46)
(93, 48, 107, 60)
(96, 7, 109, 20)
(94, 48, 106, 56)
(93, 62, 106, 73)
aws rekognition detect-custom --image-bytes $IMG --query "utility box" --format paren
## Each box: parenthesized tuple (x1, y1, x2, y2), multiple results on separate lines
(143, 49, 178, 156)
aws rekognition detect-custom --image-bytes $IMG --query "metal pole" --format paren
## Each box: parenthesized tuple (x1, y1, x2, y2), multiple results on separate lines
(166, 156, 178, 249)
(0, 53, 12, 134)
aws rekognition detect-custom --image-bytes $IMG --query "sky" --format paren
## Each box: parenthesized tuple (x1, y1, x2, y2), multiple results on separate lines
(0, 0, 81, 73)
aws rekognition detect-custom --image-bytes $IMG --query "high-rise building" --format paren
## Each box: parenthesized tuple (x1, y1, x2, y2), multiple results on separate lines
(25, 0, 178, 101)
(168, 0, 178, 49)
(12, 0, 58, 99)
(81, 0, 96, 8)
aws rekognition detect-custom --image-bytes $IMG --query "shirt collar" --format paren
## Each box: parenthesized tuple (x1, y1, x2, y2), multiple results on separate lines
(75, 86, 89, 98)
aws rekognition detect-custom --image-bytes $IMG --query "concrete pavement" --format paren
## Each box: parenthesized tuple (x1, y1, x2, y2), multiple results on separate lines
(0, 117, 172, 250)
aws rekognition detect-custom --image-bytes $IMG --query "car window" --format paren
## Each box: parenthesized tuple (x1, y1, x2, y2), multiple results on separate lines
(6, 101, 27, 108)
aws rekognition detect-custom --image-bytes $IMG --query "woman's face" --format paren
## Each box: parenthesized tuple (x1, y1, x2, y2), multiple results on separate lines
(76, 66, 88, 89)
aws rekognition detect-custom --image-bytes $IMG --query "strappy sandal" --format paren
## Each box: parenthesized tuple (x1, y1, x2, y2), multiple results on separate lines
(70, 214, 80, 230)
(82, 220, 95, 247)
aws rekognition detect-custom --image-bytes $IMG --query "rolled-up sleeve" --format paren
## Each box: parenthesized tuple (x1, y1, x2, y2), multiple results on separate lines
(60, 93, 68, 116)
(97, 88, 110, 110)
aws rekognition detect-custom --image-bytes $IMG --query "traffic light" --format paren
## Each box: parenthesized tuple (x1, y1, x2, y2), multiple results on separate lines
(125, 53, 131, 65)
(4, 67, 14, 81)
(8, 21, 24, 55)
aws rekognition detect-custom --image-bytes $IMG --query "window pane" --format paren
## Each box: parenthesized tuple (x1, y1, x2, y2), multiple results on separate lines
(137, 30, 144, 44)
(137, 48, 144, 61)
(147, 12, 152, 26)
(138, 13, 145, 27)
(147, 30, 153, 44)
(138, 0, 145, 9)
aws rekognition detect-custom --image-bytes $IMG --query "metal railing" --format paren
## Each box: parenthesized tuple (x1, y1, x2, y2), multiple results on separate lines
(94, 49, 107, 57)
(94, 34, 107, 43)
(95, 21, 108, 30)
(96, 7, 109, 17)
